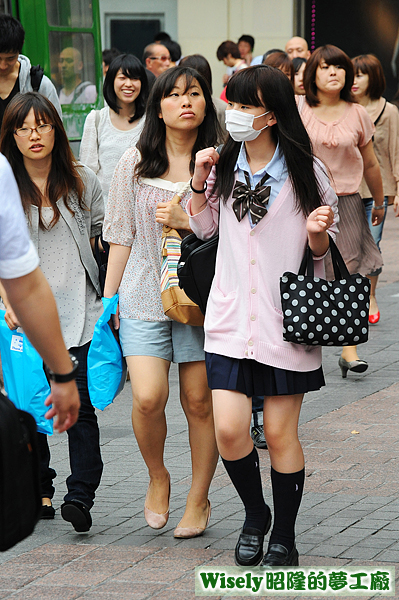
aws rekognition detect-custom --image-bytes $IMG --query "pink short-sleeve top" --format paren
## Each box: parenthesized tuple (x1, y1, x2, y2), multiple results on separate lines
(299, 99, 374, 196)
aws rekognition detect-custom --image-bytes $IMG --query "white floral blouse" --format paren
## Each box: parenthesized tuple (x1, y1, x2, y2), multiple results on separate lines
(103, 147, 191, 321)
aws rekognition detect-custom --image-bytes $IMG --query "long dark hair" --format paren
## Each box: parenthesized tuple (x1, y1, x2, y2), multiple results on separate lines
(214, 65, 325, 216)
(103, 53, 148, 123)
(0, 92, 85, 229)
(135, 66, 220, 179)
(304, 45, 355, 107)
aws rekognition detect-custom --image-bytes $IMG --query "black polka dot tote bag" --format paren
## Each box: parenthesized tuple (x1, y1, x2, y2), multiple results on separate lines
(280, 236, 370, 346)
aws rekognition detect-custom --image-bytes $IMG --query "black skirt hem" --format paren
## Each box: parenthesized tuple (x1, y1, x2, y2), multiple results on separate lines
(205, 352, 325, 397)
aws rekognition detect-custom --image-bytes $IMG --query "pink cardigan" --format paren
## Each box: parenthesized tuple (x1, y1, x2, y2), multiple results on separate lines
(187, 162, 339, 372)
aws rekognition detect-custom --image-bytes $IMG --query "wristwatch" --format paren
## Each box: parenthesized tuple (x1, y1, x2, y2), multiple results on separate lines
(45, 353, 79, 383)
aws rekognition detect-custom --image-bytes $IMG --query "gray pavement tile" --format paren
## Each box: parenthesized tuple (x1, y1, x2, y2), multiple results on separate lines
(351, 519, 390, 530)
(373, 549, 399, 562)
(307, 543, 350, 558)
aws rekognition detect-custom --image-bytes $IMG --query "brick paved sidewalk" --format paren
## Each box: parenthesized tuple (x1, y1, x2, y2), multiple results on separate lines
(0, 211, 398, 599)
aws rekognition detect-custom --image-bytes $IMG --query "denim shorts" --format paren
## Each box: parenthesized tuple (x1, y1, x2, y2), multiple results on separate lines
(119, 318, 205, 363)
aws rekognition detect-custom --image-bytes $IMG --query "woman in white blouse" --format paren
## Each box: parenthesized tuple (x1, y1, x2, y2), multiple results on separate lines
(103, 66, 221, 539)
(80, 54, 149, 206)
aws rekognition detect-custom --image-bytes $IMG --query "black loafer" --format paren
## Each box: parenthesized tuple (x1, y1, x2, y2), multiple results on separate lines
(261, 543, 299, 568)
(61, 500, 92, 532)
(40, 504, 55, 520)
(234, 509, 272, 567)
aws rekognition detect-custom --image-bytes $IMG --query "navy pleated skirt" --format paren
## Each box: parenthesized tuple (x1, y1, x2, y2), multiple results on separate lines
(205, 352, 325, 397)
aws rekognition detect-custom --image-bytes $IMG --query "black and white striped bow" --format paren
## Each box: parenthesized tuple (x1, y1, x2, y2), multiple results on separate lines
(232, 171, 271, 225)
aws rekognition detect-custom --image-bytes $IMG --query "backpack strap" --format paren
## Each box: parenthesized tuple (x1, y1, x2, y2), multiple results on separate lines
(30, 65, 44, 92)
(71, 81, 92, 103)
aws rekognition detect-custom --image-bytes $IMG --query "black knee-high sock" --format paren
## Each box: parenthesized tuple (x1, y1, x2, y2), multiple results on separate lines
(269, 467, 305, 552)
(222, 447, 270, 532)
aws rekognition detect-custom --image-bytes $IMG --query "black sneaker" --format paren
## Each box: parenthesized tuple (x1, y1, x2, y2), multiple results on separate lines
(61, 500, 92, 532)
(251, 424, 267, 449)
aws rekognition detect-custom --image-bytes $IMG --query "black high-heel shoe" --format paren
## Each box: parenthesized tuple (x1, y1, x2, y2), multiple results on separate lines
(338, 357, 368, 379)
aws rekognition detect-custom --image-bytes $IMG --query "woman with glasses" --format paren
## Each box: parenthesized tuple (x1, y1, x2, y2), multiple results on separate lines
(0, 92, 104, 532)
(80, 54, 149, 207)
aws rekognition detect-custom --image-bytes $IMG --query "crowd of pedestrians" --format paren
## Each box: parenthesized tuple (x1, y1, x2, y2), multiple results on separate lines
(1, 13, 399, 569)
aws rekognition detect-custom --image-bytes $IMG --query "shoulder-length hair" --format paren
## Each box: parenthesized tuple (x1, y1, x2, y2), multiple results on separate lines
(135, 66, 221, 179)
(352, 54, 386, 100)
(263, 51, 294, 84)
(214, 65, 325, 216)
(303, 45, 355, 106)
(0, 92, 84, 230)
(103, 53, 148, 123)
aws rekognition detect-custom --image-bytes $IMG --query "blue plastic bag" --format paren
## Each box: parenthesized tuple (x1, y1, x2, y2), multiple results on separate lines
(0, 310, 52, 434)
(87, 294, 127, 410)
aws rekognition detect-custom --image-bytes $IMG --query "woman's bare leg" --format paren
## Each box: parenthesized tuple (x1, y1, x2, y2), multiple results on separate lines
(263, 394, 304, 472)
(368, 274, 379, 316)
(176, 361, 219, 529)
(126, 356, 171, 515)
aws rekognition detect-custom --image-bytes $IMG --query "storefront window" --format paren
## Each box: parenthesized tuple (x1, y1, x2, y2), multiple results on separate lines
(46, 0, 92, 28)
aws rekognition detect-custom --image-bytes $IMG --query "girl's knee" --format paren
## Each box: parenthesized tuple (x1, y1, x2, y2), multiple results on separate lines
(182, 390, 212, 420)
(264, 426, 298, 453)
(133, 392, 166, 418)
(215, 422, 246, 454)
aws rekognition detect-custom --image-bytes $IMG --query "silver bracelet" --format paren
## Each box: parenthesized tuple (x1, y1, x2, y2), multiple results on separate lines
(372, 203, 385, 210)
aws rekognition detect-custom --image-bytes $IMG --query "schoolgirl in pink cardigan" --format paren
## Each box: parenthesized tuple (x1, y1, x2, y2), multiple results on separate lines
(187, 66, 338, 568)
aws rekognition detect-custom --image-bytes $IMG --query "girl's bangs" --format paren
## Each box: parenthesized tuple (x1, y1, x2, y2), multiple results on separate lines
(226, 72, 263, 106)
(162, 71, 197, 98)
(319, 46, 348, 68)
(13, 101, 52, 130)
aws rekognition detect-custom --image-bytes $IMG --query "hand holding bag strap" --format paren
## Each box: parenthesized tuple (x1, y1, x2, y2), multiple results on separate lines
(298, 235, 350, 280)
(162, 181, 191, 234)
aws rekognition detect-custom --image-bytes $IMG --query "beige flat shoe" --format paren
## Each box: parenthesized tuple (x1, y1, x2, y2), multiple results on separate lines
(174, 499, 211, 539)
(144, 473, 170, 530)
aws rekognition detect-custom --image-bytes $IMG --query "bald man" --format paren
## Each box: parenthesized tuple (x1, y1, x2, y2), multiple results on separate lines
(285, 36, 311, 59)
(143, 43, 171, 78)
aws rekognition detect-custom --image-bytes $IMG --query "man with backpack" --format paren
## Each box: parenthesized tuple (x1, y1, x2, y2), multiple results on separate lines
(0, 14, 61, 128)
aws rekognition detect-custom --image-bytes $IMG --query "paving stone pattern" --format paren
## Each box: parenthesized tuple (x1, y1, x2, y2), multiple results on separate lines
(0, 211, 399, 598)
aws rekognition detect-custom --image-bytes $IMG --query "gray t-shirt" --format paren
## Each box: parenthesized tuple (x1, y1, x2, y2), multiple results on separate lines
(39, 207, 102, 348)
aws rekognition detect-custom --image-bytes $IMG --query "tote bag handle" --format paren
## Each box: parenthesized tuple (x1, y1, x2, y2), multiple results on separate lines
(298, 235, 350, 280)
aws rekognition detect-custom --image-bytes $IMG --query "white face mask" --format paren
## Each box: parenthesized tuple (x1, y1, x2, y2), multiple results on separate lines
(225, 109, 271, 142)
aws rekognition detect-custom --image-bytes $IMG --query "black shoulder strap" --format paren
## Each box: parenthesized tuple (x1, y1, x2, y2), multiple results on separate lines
(30, 65, 44, 92)
(374, 99, 387, 127)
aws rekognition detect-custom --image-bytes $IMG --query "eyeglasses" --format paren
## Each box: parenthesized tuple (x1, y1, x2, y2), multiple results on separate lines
(14, 124, 54, 137)
(149, 55, 170, 62)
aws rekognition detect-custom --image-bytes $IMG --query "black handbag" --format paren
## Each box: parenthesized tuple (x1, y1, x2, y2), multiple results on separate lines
(177, 233, 218, 315)
(94, 234, 109, 296)
(280, 236, 370, 346)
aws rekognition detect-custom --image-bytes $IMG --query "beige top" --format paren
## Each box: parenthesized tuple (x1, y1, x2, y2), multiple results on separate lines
(358, 98, 399, 199)
(299, 98, 374, 196)
(103, 147, 192, 321)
